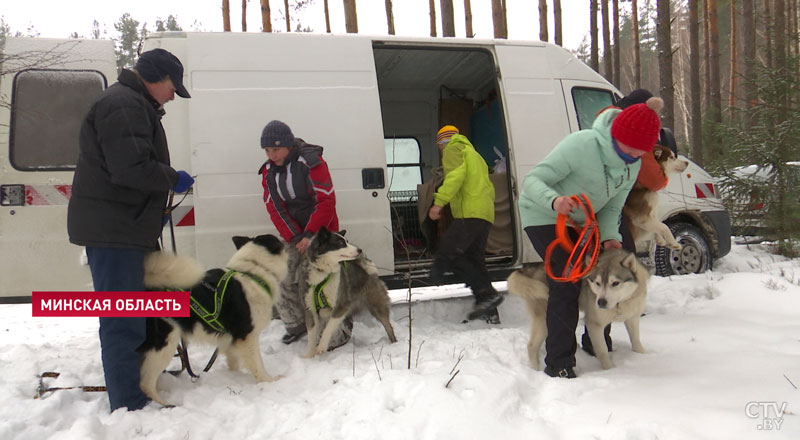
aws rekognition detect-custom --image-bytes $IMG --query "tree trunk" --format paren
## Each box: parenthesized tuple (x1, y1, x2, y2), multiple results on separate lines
(775, 0, 786, 68)
(344, 0, 359, 33)
(284, 0, 291, 32)
(539, 0, 548, 41)
(729, 0, 738, 120)
(261, 0, 272, 32)
(492, 0, 508, 39)
(657, 0, 674, 131)
(632, 0, 640, 89)
(764, 0, 773, 69)
(385, 0, 395, 35)
(441, 0, 456, 37)
(690, 0, 703, 164)
(429, 0, 437, 37)
(612, 0, 620, 88)
(742, 0, 756, 126)
(324, 0, 331, 33)
(554, 0, 562, 45)
(709, 0, 722, 125)
(703, 0, 711, 110)
(242, 0, 247, 32)
(465, 0, 474, 38)
(602, 1, 612, 81)
(223, 0, 232, 32)
(590, 0, 599, 71)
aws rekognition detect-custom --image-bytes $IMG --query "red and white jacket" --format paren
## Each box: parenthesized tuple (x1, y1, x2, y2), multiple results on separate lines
(258, 141, 339, 242)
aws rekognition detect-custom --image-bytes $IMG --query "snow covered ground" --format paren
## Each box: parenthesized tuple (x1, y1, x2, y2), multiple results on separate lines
(1, 241, 799, 439)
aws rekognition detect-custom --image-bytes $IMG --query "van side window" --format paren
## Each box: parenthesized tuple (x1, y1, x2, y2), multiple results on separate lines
(384, 137, 422, 195)
(10, 69, 107, 171)
(571, 87, 615, 130)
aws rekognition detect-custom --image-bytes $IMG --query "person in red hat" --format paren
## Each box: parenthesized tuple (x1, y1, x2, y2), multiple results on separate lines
(518, 97, 664, 379)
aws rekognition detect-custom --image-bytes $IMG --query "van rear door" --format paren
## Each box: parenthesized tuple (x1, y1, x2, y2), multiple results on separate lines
(168, 33, 393, 273)
(0, 38, 116, 301)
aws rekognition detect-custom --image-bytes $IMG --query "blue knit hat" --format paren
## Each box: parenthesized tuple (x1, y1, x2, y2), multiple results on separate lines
(260, 120, 295, 148)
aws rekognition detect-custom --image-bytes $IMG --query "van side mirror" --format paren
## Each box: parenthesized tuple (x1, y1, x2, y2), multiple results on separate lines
(659, 127, 678, 156)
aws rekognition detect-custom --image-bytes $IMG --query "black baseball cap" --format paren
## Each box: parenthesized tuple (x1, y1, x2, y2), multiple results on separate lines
(135, 48, 191, 98)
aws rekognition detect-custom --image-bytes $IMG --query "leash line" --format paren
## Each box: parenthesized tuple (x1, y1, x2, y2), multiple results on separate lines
(544, 193, 601, 283)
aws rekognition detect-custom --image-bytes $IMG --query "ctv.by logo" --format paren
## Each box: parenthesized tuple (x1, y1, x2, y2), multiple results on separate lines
(745, 401, 788, 430)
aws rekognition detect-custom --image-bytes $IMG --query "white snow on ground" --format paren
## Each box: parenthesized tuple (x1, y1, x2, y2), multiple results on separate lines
(1, 241, 799, 439)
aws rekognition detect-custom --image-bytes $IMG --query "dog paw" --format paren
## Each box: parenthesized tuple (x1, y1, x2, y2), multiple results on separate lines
(667, 242, 682, 250)
(256, 374, 281, 383)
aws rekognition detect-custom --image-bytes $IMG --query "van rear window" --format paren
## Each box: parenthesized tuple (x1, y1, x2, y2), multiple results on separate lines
(572, 87, 615, 130)
(10, 69, 107, 171)
(384, 137, 422, 195)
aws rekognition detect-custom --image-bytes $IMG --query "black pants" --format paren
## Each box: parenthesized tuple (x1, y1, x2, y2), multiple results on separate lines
(431, 218, 495, 299)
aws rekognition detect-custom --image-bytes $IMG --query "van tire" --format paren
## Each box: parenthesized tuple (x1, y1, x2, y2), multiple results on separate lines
(654, 222, 712, 276)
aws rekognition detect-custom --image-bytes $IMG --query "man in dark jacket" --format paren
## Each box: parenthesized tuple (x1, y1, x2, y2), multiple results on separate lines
(67, 48, 194, 411)
(258, 120, 350, 348)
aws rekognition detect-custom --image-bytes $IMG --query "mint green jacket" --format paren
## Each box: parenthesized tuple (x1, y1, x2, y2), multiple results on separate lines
(434, 134, 495, 223)
(518, 108, 640, 242)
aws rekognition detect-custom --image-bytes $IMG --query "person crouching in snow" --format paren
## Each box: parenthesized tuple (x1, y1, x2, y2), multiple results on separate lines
(258, 120, 351, 349)
(518, 97, 664, 379)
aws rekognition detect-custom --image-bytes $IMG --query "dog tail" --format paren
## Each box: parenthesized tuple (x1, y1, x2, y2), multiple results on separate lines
(506, 264, 549, 301)
(143, 252, 205, 290)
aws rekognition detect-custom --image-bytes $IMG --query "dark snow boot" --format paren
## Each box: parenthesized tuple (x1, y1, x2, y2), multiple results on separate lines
(281, 326, 307, 345)
(483, 308, 501, 325)
(580, 326, 613, 357)
(544, 365, 577, 379)
(466, 293, 504, 321)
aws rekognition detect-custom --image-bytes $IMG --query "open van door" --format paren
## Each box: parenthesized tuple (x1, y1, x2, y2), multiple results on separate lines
(148, 33, 394, 273)
(0, 38, 116, 301)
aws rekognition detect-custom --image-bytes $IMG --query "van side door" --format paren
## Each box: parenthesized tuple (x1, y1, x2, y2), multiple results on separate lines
(172, 33, 393, 273)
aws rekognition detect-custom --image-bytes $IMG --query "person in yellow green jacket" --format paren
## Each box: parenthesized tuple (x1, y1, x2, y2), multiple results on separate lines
(428, 125, 503, 323)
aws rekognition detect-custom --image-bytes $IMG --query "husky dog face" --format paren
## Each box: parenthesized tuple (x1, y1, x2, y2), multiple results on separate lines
(585, 251, 642, 309)
(309, 227, 361, 265)
(230, 233, 288, 281)
(653, 145, 689, 175)
(232, 234, 285, 254)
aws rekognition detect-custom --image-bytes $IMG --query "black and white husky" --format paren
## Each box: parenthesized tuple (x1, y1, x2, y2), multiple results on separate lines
(507, 249, 650, 370)
(299, 228, 397, 357)
(139, 234, 288, 406)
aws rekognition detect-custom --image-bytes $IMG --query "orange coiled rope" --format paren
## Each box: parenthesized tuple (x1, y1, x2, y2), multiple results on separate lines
(544, 194, 601, 283)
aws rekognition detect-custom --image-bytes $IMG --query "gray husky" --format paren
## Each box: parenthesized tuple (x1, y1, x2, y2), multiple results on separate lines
(299, 228, 398, 357)
(507, 249, 650, 370)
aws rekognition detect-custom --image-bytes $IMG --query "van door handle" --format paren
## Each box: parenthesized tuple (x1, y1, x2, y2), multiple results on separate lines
(361, 168, 385, 189)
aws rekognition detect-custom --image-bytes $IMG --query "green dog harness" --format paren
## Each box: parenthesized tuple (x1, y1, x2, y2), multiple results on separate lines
(190, 269, 273, 333)
(312, 261, 348, 312)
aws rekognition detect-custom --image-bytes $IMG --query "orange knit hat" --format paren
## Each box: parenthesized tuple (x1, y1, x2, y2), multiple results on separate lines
(436, 125, 459, 144)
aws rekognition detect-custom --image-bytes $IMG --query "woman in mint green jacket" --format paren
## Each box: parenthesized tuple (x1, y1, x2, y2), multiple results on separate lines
(519, 97, 664, 379)
(428, 125, 502, 323)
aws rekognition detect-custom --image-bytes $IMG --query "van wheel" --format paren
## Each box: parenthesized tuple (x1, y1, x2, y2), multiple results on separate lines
(654, 222, 712, 276)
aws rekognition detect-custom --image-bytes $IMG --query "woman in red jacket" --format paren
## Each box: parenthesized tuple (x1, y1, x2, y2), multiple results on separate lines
(258, 120, 350, 347)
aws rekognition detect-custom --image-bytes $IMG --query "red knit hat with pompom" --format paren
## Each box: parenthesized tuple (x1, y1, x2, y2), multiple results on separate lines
(610, 97, 664, 152)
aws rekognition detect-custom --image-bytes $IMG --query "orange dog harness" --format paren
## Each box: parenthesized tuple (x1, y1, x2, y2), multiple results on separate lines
(544, 194, 601, 283)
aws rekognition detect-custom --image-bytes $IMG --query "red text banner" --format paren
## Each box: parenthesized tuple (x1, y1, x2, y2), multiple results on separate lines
(32, 291, 190, 317)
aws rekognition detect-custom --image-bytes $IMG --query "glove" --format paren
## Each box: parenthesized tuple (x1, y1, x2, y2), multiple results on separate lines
(173, 170, 194, 193)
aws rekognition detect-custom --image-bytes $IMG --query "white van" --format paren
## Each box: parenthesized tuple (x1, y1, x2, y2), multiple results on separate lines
(0, 33, 730, 302)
